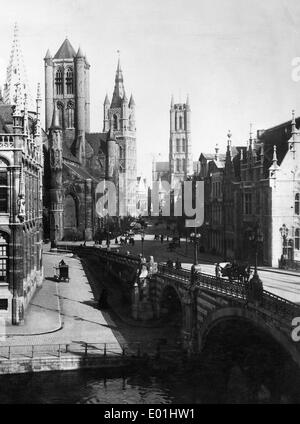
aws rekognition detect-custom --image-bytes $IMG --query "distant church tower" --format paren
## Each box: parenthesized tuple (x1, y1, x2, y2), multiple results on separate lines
(44, 38, 90, 164)
(169, 95, 193, 188)
(3, 23, 33, 110)
(103, 57, 137, 216)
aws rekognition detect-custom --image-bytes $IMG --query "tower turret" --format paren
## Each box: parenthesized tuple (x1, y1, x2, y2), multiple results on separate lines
(44, 48, 53, 131)
(49, 105, 63, 247)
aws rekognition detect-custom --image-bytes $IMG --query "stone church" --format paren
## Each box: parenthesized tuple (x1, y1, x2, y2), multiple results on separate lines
(43, 38, 137, 244)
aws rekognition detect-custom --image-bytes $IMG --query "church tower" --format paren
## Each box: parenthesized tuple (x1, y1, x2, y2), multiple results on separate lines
(44, 38, 90, 164)
(3, 23, 33, 110)
(169, 95, 193, 188)
(103, 57, 137, 216)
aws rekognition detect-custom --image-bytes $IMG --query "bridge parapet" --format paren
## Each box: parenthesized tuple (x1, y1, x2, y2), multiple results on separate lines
(156, 264, 300, 328)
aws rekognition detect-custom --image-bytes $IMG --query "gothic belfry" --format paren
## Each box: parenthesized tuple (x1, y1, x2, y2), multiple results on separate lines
(44, 38, 90, 164)
(3, 23, 34, 110)
(103, 56, 137, 216)
(169, 95, 193, 188)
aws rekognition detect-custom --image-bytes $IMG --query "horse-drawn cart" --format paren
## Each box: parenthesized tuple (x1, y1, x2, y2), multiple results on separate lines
(54, 260, 70, 282)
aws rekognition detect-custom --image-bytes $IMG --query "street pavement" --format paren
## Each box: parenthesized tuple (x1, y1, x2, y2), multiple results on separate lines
(1, 250, 122, 347)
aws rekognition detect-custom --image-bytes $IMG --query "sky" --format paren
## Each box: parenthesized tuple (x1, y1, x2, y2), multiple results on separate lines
(1, 0, 300, 181)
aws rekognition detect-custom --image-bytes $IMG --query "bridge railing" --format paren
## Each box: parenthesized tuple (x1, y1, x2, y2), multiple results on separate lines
(261, 290, 300, 321)
(57, 243, 141, 266)
(157, 264, 246, 299)
(157, 264, 300, 322)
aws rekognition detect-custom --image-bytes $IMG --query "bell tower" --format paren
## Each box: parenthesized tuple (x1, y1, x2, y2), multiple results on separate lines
(44, 38, 90, 164)
(103, 56, 137, 216)
(169, 95, 193, 188)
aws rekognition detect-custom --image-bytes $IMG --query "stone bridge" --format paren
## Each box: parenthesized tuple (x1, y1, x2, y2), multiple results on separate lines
(62, 245, 300, 368)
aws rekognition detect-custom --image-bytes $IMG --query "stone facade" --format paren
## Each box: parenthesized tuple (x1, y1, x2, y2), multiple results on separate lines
(0, 87, 43, 325)
(197, 114, 300, 267)
(43, 39, 138, 245)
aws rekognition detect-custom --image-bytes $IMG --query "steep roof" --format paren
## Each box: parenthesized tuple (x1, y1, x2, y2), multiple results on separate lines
(54, 38, 76, 59)
(85, 132, 109, 155)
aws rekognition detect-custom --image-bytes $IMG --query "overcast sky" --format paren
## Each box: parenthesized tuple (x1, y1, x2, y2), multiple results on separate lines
(0, 0, 300, 181)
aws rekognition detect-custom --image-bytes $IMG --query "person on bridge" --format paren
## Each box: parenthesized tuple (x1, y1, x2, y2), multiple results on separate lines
(160, 234, 164, 243)
(175, 258, 182, 270)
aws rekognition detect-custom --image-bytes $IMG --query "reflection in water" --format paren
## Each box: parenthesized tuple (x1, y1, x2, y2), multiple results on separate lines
(0, 320, 300, 403)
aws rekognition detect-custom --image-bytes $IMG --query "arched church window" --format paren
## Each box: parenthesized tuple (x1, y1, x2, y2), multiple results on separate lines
(57, 102, 64, 129)
(66, 68, 73, 95)
(55, 68, 63, 95)
(295, 228, 300, 250)
(295, 193, 300, 215)
(67, 102, 74, 128)
(0, 161, 8, 213)
(113, 114, 118, 130)
(0, 233, 8, 283)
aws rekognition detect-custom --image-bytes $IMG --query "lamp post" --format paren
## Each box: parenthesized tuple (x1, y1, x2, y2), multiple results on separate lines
(141, 230, 145, 257)
(248, 223, 264, 303)
(279, 224, 289, 256)
(248, 224, 263, 274)
(190, 228, 201, 265)
(279, 224, 289, 268)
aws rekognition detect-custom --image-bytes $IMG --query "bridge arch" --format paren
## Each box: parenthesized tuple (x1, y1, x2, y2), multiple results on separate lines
(198, 307, 300, 368)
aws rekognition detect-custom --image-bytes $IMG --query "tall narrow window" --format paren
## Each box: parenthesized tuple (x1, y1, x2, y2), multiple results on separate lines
(113, 114, 118, 130)
(179, 115, 183, 130)
(0, 234, 8, 282)
(244, 193, 252, 215)
(182, 158, 185, 172)
(55, 68, 63, 95)
(66, 68, 73, 95)
(295, 228, 300, 250)
(295, 193, 300, 215)
(176, 138, 180, 152)
(0, 164, 8, 213)
(182, 139, 185, 152)
(176, 158, 180, 172)
(128, 115, 133, 131)
(67, 102, 74, 128)
(57, 102, 64, 129)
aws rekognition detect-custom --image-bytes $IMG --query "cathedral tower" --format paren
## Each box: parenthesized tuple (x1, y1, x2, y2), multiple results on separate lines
(169, 95, 193, 188)
(103, 57, 137, 216)
(44, 38, 90, 164)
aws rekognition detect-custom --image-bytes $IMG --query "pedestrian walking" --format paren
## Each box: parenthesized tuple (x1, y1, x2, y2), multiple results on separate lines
(160, 234, 164, 244)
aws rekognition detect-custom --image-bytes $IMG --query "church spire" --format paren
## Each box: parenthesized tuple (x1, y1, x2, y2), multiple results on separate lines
(111, 52, 125, 107)
(3, 23, 33, 110)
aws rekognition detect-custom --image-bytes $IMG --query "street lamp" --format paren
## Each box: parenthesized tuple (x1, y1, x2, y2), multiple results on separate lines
(247, 223, 264, 303)
(279, 224, 289, 255)
(141, 229, 145, 257)
(248, 224, 264, 273)
(190, 229, 201, 265)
